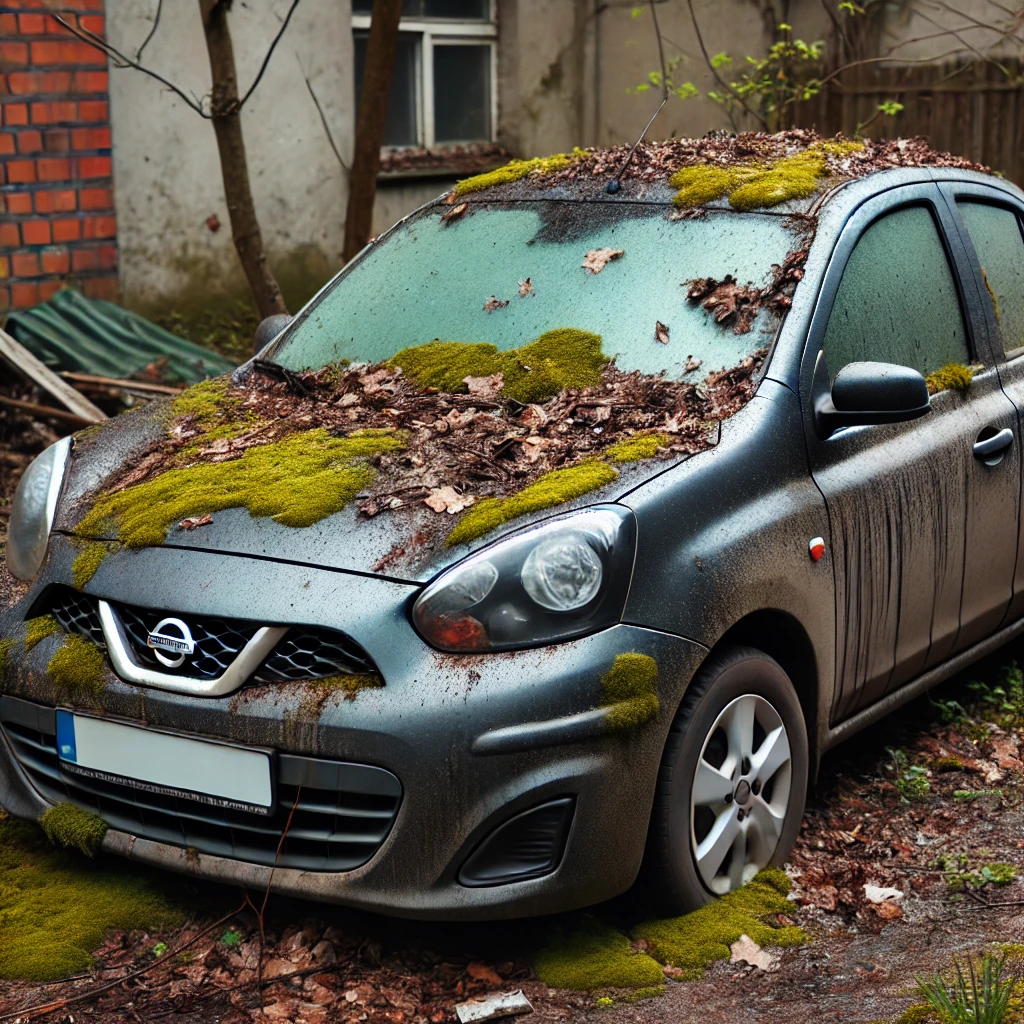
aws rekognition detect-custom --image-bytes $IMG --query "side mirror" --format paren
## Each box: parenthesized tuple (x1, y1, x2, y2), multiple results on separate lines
(812, 351, 930, 440)
(253, 313, 293, 355)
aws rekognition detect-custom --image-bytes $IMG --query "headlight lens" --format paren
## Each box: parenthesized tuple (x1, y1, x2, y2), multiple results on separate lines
(6, 436, 72, 580)
(412, 505, 636, 652)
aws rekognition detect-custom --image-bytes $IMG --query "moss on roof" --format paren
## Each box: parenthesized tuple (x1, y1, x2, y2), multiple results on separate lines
(454, 150, 582, 196)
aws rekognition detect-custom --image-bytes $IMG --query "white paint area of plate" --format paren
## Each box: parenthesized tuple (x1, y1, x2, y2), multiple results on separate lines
(58, 711, 272, 808)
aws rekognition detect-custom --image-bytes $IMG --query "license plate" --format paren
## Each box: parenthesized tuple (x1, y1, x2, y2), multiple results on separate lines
(56, 710, 273, 815)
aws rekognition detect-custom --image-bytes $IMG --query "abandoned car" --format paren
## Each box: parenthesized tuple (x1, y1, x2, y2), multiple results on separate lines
(4, 133, 1024, 919)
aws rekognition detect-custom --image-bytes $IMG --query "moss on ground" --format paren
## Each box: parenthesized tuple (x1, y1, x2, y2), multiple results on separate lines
(39, 803, 108, 856)
(390, 329, 607, 405)
(601, 653, 660, 733)
(47, 634, 107, 700)
(623, 986, 667, 1002)
(23, 614, 59, 653)
(632, 868, 805, 978)
(0, 813, 182, 981)
(447, 461, 618, 547)
(671, 149, 828, 211)
(76, 428, 404, 549)
(454, 151, 580, 196)
(72, 541, 110, 589)
(534, 916, 665, 991)
(605, 433, 672, 464)
(925, 363, 974, 395)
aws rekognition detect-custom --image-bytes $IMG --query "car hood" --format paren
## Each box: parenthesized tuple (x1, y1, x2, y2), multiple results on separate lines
(56, 400, 702, 585)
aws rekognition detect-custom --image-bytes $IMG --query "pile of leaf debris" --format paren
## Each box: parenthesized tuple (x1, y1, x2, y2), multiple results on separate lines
(87, 346, 767, 548)
(467, 129, 988, 199)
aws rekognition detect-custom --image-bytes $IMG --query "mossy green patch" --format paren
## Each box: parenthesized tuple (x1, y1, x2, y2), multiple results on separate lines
(0, 814, 182, 981)
(817, 139, 866, 157)
(892, 1006, 938, 1024)
(926, 363, 974, 395)
(72, 541, 109, 589)
(447, 461, 618, 547)
(632, 868, 805, 979)
(38, 803, 107, 856)
(454, 151, 581, 196)
(47, 634, 107, 701)
(0, 638, 13, 673)
(390, 329, 607, 405)
(298, 673, 384, 718)
(170, 376, 234, 427)
(605, 433, 672, 464)
(24, 614, 60, 653)
(670, 150, 828, 211)
(76, 428, 404, 549)
(601, 653, 660, 733)
(534, 916, 665, 991)
(623, 986, 666, 1003)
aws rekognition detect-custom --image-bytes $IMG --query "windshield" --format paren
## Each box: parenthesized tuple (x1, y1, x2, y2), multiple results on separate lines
(270, 202, 800, 379)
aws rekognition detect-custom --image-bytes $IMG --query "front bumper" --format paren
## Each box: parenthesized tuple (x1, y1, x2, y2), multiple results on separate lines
(0, 538, 706, 920)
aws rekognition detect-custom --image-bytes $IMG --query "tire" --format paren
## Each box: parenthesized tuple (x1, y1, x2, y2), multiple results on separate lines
(640, 645, 809, 916)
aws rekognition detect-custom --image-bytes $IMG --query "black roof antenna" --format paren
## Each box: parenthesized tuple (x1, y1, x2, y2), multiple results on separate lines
(606, 0, 670, 194)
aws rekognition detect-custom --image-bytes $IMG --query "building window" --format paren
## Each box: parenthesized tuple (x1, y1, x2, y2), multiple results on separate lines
(352, 0, 496, 148)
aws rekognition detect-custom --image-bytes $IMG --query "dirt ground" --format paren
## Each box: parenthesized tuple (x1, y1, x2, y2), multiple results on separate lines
(1, 641, 1023, 1024)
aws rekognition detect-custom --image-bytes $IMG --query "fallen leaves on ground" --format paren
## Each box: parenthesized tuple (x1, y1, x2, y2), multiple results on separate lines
(729, 935, 779, 973)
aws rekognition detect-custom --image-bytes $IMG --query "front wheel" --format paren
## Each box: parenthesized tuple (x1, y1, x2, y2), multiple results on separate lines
(641, 646, 808, 915)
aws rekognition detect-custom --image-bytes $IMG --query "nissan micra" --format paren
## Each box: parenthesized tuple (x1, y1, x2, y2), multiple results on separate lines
(4, 132, 1024, 920)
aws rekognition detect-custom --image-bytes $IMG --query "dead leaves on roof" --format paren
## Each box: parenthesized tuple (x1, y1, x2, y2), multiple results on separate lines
(518, 277, 535, 297)
(581, 248, 624, 274)
(483, 296, 510, 313)
(424, 486, 475, 514)
(655, 321, 670, 345)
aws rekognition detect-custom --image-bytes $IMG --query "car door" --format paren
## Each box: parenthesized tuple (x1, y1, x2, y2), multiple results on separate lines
(941, 183, 1024, 629)
(800, 185, 1019, 726)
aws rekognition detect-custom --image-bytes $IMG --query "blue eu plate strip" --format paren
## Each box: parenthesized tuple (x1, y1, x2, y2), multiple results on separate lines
(56, 710, 77, 763)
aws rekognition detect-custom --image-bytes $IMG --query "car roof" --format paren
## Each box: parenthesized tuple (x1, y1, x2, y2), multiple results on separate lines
(441, 129, 1005, 217)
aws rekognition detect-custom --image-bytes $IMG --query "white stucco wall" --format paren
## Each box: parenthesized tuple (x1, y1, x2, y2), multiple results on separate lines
(106, 0, 353, 312)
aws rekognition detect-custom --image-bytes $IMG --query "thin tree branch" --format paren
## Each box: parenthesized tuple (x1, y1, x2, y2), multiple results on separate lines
(685, 0, 770, 130)
(47, 11, 209, 117)
(303, 71, 349, 172)
(135, 0, 163, 61)
(238, 0, 303, 109)
(912, 6, 1013, 75)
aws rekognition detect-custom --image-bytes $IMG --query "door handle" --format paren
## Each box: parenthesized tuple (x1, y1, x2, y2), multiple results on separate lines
(973, 427, 1015, 463)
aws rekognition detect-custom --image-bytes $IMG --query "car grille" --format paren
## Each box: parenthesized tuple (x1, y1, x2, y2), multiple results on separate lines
(45, 586, 377, 683)
(0, 697, 401, 871)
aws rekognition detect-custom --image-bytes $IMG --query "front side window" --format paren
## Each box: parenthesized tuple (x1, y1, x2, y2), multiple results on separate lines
(822, 205, 969, 378)
(957, 200, 1024, 357)
(353, 0, 495, 148)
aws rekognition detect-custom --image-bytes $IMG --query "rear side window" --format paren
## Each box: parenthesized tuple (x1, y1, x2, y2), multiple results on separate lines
(822, 205, 969, 378)
(957, 201, 1024, 357)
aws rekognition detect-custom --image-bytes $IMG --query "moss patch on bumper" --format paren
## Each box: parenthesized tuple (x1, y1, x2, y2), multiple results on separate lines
(39, 802, 107, 856)
(0, 814, 182, 981)
(24, 614, 59, 653)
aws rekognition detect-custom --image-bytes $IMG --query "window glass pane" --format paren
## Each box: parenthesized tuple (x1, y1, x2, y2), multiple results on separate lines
(272, 204, 799, 378)
(433, 44, 490, 143)
(823, 205, 969, 378)
(958, 200, 1024, 355)
(354, 31, 418, 147)
(425, 0, 489, 17)
(353, 1, 427, 15)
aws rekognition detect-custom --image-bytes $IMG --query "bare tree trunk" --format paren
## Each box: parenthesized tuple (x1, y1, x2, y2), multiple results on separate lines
(200, 0, 288, 319)
(343, 0, 403, 263)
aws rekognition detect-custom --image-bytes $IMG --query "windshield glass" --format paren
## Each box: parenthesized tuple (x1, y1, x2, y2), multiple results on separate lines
(270, 202, 800, 379)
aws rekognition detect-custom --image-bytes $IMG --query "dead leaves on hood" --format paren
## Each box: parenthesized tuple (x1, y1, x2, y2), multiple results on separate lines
(483, 296, 509, 313)
(518, 277, 535, 297)
(581, 248, 624, 274)
(655, 321, 670, 345)
(424, 486, 475, 514)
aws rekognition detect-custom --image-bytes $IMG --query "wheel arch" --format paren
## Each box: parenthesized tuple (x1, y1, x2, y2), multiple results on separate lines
(709, 609, 821, 778)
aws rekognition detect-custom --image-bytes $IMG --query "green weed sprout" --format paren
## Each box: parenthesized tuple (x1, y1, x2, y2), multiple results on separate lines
(915, 953, 1015, 1024)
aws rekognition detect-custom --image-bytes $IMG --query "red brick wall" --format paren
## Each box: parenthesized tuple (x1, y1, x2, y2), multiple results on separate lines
(0, 0, 117, 313)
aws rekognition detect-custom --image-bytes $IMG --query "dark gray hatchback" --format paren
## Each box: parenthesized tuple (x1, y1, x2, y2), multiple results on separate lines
(4, 139, 1024, 920)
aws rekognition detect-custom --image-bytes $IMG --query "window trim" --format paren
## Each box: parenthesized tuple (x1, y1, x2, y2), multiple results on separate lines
(352, 3, 498, 150)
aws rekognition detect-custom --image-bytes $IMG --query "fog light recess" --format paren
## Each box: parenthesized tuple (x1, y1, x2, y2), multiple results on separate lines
(458, 797, 575, 887)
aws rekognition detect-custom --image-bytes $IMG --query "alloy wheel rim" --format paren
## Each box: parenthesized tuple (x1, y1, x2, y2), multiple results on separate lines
(689, 693, 792, 895)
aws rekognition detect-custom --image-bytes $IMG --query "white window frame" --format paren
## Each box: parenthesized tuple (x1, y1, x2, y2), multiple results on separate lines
(351, 2, 498, 149)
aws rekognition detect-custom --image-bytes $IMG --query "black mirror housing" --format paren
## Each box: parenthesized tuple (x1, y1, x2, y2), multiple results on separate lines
(813, 351, 930, 440)
(253, 313, 293, 355)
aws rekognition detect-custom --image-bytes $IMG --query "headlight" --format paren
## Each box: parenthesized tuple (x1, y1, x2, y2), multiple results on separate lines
(412, 505, 636, 652)
(6, 436, 72, 580)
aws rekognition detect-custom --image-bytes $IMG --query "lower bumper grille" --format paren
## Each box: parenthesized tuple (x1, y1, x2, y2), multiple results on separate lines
(0, 696, 401, 872)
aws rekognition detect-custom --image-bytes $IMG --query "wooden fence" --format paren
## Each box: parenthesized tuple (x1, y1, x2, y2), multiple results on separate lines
(790, 59, 1024, 186)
